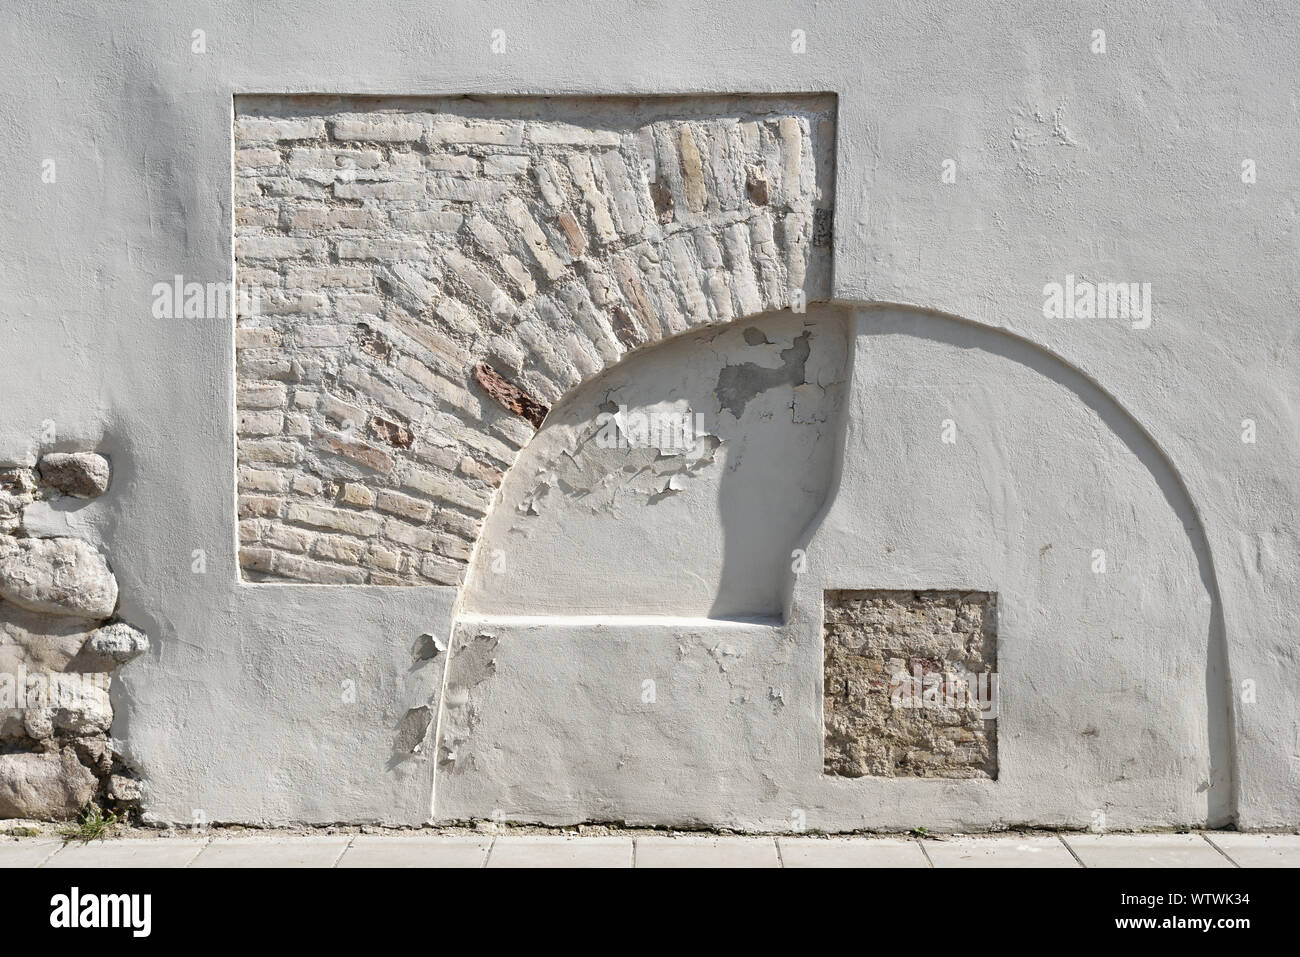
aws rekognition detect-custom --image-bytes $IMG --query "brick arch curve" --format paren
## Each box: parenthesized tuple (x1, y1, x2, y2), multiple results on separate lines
(234, 95, 834, 585)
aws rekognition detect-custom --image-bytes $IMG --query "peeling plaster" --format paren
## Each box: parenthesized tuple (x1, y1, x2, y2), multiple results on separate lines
(716, 329, 812, 419)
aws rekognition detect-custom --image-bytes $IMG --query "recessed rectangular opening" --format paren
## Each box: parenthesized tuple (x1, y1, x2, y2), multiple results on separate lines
(823, 589, 998, 779)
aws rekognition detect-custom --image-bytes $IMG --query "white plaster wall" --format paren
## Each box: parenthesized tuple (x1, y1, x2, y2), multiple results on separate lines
(441, 306, 1218, 831)
(0, 1, 1295, 827)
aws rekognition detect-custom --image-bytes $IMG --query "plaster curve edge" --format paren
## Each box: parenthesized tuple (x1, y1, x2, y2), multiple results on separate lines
(789, 303, 1237, 826)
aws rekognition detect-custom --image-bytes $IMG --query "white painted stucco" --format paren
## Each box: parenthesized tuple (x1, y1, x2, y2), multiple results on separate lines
(1, 2, 1295, 828)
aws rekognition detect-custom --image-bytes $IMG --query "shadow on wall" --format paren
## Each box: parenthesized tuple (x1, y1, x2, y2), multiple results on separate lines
(460, 306, 851, 620)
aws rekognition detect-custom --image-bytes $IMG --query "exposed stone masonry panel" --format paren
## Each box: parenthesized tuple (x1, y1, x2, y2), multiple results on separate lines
(824, 590, 998, 780)
(1, 452, 147, 819)
(234, 95, 835, 585)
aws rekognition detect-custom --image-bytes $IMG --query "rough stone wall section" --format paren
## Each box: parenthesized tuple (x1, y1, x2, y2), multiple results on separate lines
(823, 590, 998, 780)
(0, 452, 148, 820)
(234, 96, 835, 586)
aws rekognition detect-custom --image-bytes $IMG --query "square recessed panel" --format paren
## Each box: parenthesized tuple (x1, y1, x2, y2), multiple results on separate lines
(823, 589, 997, 779)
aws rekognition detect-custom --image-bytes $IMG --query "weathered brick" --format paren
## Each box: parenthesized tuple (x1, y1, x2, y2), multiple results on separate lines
(286, 265, 374, 289)
(363, 545, 403, 572)
(436, 508, 481, 542)
(238, 410, 284, 436)
(238, 236, 326, 260)
(287, 410, 317, 436)
(527, 122, 622, 147)
(283, 208, 383, 231)
(425, 176, 512, 203)
(382, 517, 437, 551)
(291, 472, 323, 496)
(313, 534, 366, 564)
(424, 154, 478, 175)
(273, 552, 366, 584)
(332, 117, 424, 142)
(370, 415, 413, 448)
(238, 494, 282, 519)
(376, 489, 434, 523)
(236, 147, 281, 168)
(679, 126, 708, 213)
(320, 392, 366, 429)
(388, 209, 464, 232)
(483, 154, 531, 177)
(238, 381, 288, 409)
(285, 502, 382, 537)
(337, 238, 426, 261)
(264, 523, 313, 553)
(565, 154, 618, 243)
(295, 324, 352, 348)
(288, 147, 383, 170)
(236, 116, 326, 143)
(458, 455, 504, 487)
(340, 366, 427, 422)
(425, 118, 523, 146)
(503, 197, 566, 280)
(413, 441, 461, 472)
(239, 466, 287, 493)
(238, 439, 300, 466)
(419, 553, 464, 586)
(239, 547, 275, 574)
(339, 483, 376, 508)
(313, 429, 395, 474)
(401, 466, 491, 514)
(333, 180, 424, 202)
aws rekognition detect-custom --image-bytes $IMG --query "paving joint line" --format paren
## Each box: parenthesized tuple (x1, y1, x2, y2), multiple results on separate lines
(1201, 833, 1240, 867)
(1057, 833, 1086, 867)
(182, 836, 213, 868)
(34, 840, 65, 868)
(916, 838, 934, 868)
(331, 834, 357, 868)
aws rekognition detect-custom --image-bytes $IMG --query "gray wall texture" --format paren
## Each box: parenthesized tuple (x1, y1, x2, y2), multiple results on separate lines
(1, 1, 1297, 831)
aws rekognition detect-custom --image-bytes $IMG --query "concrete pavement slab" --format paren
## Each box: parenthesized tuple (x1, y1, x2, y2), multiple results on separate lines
(1205, 834, 1300, 868)
(1063, 834, 1233, 868)
(487, 836, 632, 867)
(778, 837, 929, 867)
(189, 836, 351, 868)
(634, 836, 779, 868)
(923, 836, 1081, 868)
(0, 839, 64, 868)
(339, 835, 491, 868)
(42, 839, 208, 868)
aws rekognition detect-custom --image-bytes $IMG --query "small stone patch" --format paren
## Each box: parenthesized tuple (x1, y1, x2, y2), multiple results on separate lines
(823, 589, 998, 779)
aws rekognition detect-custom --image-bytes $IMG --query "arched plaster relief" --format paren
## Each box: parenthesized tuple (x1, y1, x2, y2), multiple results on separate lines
(433, 306, 1233, 831)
